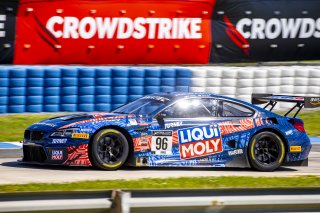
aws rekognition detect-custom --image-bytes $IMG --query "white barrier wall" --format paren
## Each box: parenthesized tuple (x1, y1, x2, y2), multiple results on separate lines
(189, 66, 320, 108)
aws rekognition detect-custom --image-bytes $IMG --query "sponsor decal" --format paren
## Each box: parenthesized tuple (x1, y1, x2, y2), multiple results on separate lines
(52, 138, 67, 144)
(136, 157, 148, 166)
(140, 137, 149, 149)
(290, 146, 302, 153)
(178, 126, 222, 160)
(236, 18, 320, 40)
(198, 157, 209, 162)
(79, 128, 94, 133)
(133, 136, 151, 152)
(46, 16, 202, 40)
(228, 149, 244, 156)
(51, 150, 63, 160)
(285, 130, 293, 136)
(310, 97, 320, 106)
(129, 119, 138, 126)
(0, 14, 5, 38)
(71, 133, 89, 139)
(151, 131, 173, 155)
(165, 122, 183, 129)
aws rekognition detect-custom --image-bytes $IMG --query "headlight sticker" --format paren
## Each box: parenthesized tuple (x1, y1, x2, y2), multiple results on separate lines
(72, 133, 90, 139)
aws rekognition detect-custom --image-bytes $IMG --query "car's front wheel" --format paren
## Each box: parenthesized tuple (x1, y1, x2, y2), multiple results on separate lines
(248, 131, 285, 172)
(90, 129, 129, 170)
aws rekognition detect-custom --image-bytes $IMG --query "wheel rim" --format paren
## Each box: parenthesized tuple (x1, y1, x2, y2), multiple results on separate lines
(97, 133, 124, 165)
(254, 136, 280, 165)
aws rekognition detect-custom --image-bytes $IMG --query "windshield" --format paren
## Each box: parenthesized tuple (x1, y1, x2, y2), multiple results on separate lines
(112, 96, 170, 115)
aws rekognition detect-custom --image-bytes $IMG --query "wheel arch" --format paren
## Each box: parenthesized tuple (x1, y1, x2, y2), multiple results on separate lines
(248, 127, 289, 161)
(88, 125, 134, 165)
(250, 127, 289, 151)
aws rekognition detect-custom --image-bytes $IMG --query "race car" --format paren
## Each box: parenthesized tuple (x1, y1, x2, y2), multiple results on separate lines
(22, 92, 318, 171)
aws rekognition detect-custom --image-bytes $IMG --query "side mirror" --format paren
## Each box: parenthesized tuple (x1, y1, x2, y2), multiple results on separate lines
(155, 113, 165, 128)
(157, 113, 166, 119)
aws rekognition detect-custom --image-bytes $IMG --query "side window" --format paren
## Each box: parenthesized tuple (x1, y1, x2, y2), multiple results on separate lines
(161, 98, 218, 118)
(220, 101, 254, 117)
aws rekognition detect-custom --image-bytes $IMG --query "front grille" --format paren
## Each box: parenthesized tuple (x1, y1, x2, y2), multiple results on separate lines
(23, 145, 47, 162)
(24, 130, 44, 141)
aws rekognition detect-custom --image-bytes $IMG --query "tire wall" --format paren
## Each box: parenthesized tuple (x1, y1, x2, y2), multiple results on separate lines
(0, 65, 319, 113)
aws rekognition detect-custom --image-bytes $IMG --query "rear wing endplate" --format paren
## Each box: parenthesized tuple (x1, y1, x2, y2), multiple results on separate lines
(252, 94, 320, 117)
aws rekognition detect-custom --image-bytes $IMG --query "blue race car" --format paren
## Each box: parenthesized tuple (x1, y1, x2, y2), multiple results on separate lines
(22, 92, 318, 171)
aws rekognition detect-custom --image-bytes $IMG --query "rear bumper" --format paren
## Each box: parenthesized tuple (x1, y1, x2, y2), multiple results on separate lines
(283, 158, 308, 167)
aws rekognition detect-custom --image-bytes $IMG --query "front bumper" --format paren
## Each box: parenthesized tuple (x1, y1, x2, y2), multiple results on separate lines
(22, 141, 92, 166)
(23, 144, 68, 165)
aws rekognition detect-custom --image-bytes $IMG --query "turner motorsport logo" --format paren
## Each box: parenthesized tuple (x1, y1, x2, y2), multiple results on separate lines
(0, 15, 5, 38)
(178, 126, 222, 160)
(46, 16, 202, 40)
(236, 18, 320, 39)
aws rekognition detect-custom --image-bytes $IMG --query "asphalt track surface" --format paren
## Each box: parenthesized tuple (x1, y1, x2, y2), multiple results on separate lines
(0, 145, 319, 185)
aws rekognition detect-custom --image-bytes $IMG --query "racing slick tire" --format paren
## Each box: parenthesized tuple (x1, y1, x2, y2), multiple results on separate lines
(91, 129, 129, 171)
(248, 131, 285, 172)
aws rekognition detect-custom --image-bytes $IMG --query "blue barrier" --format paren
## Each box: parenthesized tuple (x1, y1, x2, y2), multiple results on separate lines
(0, 66, 192, 113)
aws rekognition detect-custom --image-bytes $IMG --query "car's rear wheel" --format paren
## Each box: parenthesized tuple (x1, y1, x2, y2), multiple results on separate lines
(91, 129, 129, 171)
(248, 131, 285, 172)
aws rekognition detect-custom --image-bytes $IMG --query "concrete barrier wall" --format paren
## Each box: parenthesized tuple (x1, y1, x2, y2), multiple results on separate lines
(0, 65, 319, 113)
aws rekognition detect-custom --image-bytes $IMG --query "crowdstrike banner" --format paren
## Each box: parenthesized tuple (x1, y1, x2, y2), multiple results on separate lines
(13, 0, 214, 64)
(210, 0, 320, 62)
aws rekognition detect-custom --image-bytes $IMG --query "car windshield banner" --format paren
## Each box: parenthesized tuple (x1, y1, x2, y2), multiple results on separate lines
(210, 0, 320, 62)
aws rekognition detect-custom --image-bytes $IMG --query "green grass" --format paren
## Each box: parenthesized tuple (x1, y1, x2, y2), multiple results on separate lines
(0, 110, 319, 142)
(297, 111, 320, 136)
(0, 114, 64, 141)
(0, 176, 320, 192)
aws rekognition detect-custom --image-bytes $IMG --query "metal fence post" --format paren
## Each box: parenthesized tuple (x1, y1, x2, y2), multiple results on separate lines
(111, 190, 131, 213)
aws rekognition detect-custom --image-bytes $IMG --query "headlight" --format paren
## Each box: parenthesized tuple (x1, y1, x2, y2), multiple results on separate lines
(50, 128, 78, 138)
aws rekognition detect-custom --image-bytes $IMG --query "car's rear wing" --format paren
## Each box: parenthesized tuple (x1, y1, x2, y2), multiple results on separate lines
(252, 94, 320, 117)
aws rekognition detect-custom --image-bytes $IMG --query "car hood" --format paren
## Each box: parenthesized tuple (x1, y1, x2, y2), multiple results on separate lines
(27, 113, 141, 131)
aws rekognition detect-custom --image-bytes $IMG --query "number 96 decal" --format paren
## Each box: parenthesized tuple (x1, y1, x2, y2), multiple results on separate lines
(151, 131, 173, 155)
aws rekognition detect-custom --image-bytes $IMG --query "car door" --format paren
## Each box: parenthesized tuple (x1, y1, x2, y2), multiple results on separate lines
(150, 97, 223, 163)
(215, 99, 256, 158)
